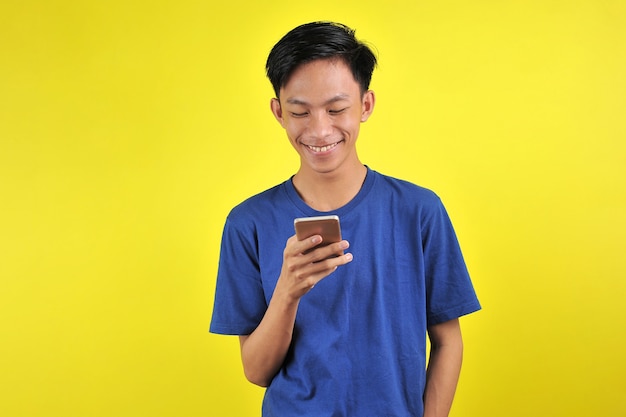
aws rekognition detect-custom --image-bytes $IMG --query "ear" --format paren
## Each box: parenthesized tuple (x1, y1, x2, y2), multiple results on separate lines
(360, 90, 375, 122)
(270, 98, 285, 127)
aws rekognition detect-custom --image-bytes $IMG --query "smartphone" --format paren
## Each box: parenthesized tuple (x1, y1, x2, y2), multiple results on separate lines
(294, 215, 343, 256)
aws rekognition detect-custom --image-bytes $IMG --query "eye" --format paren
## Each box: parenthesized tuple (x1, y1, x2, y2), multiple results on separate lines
(328, 108, 347, 115)
(290, 112, 309, 118)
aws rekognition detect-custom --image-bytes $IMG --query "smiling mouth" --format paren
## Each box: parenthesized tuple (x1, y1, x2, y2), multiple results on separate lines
(305, 141, 342, 153)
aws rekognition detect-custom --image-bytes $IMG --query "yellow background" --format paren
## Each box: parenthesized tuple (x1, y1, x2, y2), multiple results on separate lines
(1, 1, 625, 416)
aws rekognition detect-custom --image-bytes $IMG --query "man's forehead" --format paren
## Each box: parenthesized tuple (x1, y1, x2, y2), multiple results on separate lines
(284, 94, 351, 106)
(279, 59, 359, 94)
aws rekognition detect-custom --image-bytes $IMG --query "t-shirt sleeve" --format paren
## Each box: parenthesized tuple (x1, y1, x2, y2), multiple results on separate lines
(209, 216, 268, 335)
(422, 197, 481, 326)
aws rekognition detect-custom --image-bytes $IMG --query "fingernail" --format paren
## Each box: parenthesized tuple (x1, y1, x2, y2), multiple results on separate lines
(345, 253, 353, 261)
(312, 236, 322, 244)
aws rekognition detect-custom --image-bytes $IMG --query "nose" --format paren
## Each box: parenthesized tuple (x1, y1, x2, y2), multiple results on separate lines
(308, 112, 333, 139)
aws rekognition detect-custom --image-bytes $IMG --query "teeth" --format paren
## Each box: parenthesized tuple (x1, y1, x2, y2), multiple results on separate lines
(307, 142, 338, 152)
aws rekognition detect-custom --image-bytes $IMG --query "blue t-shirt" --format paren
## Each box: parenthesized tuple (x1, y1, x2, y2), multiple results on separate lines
(210, 168, 481, 416)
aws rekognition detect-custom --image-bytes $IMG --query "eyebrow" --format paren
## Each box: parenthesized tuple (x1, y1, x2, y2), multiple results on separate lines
(285, 94, 350, 106)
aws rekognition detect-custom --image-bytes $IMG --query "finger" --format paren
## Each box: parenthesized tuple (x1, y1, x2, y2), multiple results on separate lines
(288, 234, 323, 256)
(305, 240, 350, 263)
(289, 252, 353, 297)
(301, 251, 353, 281)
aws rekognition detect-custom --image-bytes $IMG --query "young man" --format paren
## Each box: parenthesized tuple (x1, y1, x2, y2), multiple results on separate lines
(210, 22, 481, 417)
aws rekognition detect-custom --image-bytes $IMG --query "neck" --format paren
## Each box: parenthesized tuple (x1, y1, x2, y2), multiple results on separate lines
(293, 162, 367, 212)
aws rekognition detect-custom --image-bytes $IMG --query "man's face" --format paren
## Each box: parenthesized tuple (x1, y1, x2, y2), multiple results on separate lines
(271, 59, 375, 176)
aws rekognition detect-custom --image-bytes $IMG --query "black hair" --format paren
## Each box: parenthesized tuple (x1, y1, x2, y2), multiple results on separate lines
(266, 21, 377, 98)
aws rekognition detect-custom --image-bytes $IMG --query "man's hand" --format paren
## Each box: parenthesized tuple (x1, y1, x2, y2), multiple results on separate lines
(239, 234, 353, 387)
(275, 234, 353, 302)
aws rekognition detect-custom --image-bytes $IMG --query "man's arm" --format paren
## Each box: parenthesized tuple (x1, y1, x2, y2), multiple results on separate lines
(238, 295, 298, 387)
(238, 234, 352, 387)
(423, 318, 464, 417)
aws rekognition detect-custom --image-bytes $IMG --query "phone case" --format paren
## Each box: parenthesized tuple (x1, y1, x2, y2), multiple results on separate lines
(294, 215, 342, 245)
